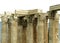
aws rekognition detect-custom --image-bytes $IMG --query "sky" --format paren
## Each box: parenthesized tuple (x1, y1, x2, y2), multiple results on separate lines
(0, 0, 58, 14)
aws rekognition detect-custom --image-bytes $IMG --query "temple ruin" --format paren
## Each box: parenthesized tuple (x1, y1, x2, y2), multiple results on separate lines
(0, 4, 60, 43)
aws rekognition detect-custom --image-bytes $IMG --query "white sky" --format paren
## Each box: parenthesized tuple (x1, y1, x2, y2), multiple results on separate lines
(0, 0, 57, 13)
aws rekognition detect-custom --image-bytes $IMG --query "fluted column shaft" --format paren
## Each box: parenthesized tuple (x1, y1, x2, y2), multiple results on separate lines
(18, 25, 23, 43)
(44, 16, 48, 43)
(2, 16, 8, 43)
(11, 18, 18, 43)
(26, 17, 33, 43)
(7, 19, 11, 43)
(49, 15, 59, 43)
(36, 15, 44, 43)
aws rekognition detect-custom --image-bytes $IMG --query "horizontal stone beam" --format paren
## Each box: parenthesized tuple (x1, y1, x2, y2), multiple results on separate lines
(15, 9, 42, 16)
(50, 4, 60, 11)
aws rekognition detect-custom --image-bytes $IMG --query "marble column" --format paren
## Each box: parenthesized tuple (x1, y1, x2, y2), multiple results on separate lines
(49, 12, 59, 43)
(18, 18, 23, 43)
(44, 16, 48, 43)
(7, 19, 11, 43)
(58, 15, 60, 43)
(2, 15, 8, 43)
(10, 16, 18, 43)
(26, 16, 33, 43)
(36, 15, 44, 43)
(22, 17, 27, 43)
(18, 25, 23, 43)
(53, 15, 59, 43)
(32, 14, 38, 43)
(33, 17, 37, 43)
(49, 18, 58, 43)
(54, 15, 59, 43)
